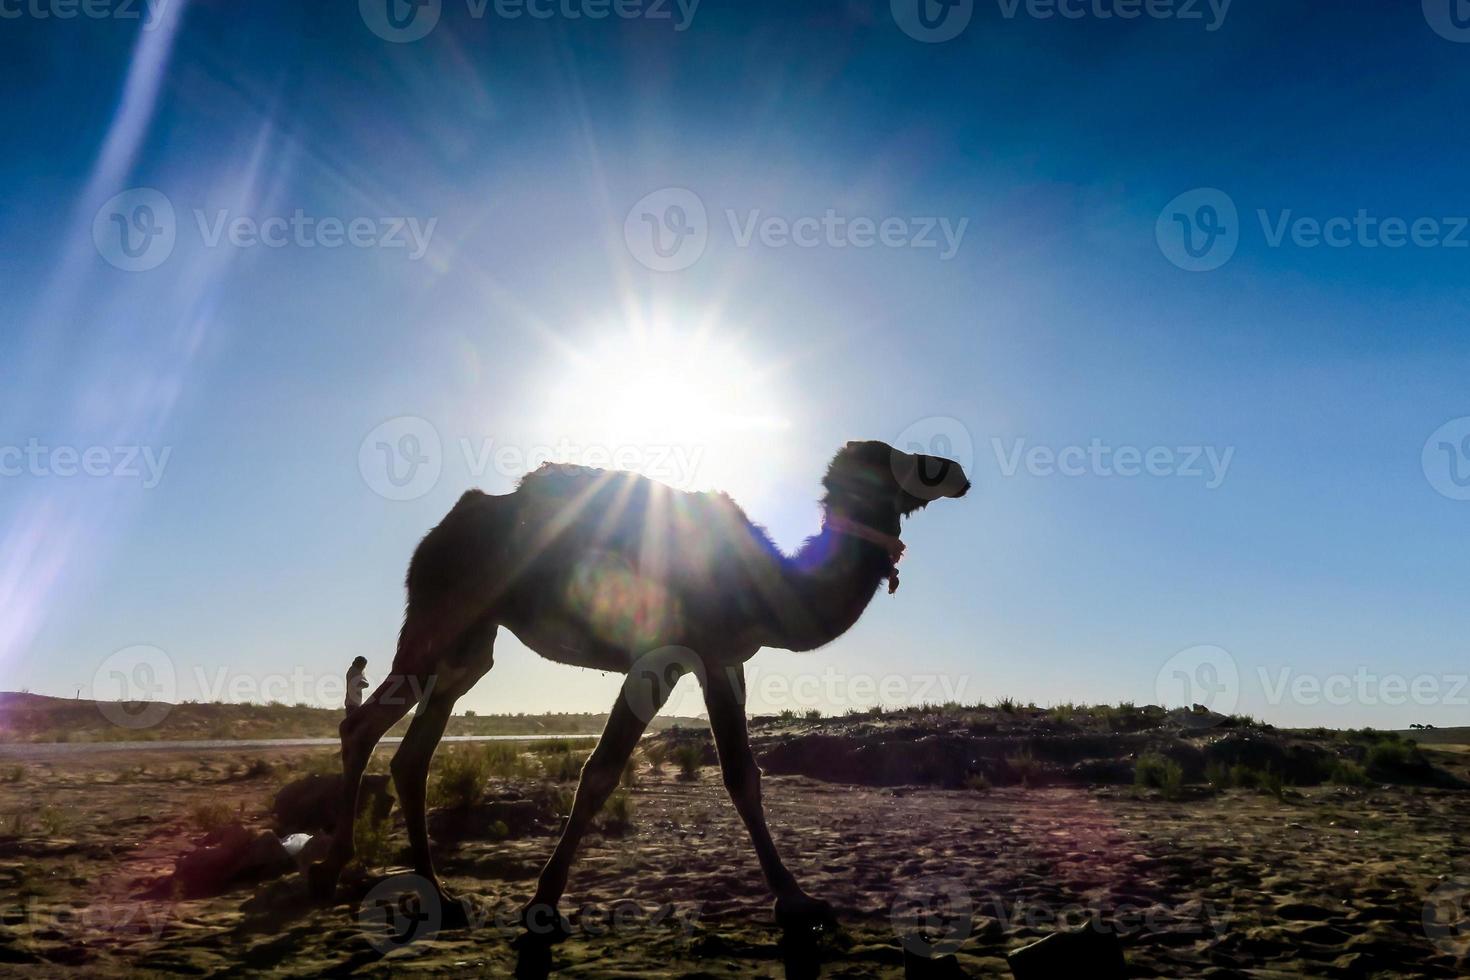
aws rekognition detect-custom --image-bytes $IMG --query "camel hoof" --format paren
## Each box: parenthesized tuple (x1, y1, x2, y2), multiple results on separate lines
(774, 894, 837, 936)
(438, 891, 474, 931)
(306, 861, 341, 905)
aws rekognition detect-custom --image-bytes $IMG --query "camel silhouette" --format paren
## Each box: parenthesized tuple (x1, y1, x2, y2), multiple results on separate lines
(310, 439, 970, 933)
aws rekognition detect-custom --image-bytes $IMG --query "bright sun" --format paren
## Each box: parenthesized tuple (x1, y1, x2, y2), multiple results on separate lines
(541, 323, 791, 490)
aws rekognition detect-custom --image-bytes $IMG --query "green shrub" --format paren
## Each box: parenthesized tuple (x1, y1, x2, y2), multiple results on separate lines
(1226, 764, 1286, 800)
(352, 808, 395, 869)
(600, 790, 635, 835)
(546, 752, 585, 783)
(428, 748, 488, 810)
(530, 739, 576, 756)
(0, 766, 23, 784)
(1204, 761, 1231, 790)
(803, 709, 822, 721)
(1134, 753, 1184, 800)
(1365, 739, 1416, 776)
(1329, 760, 1372, 787)
(189, 801, 237, 834)
(37, 806, 71, 837)
(962, 772, 991, 792)
(673, 743, 703, 781)
(1048, 703, 1081, 725)
(481, 743, 535, 780)
(1005, 750, 1040, 787)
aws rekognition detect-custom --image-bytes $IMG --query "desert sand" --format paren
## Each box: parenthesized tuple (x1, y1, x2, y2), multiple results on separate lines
(1, 709, 1468, 977)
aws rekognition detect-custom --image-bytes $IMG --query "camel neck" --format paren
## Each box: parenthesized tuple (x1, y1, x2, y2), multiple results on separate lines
(760, 515, 896, 652)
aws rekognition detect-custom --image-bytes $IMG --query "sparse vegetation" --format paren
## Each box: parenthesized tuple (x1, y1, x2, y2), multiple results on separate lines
(673, 743, 703, 781)
(1047, 702, 1081, 725)
(1134, 753, 1185, 800)
(0, 691, 701, 745)
(35, 806, 68, 836)
(0, 765, 23, 783)
(545, 751, 585, 783)
(428, 747, 490, 810)
(529, 738, 581, 756)
(189, 800, 237, 834)
(1329, 760, 1372, 787)
(1222, 764, 1286, 800)
(1365, 738, 1418, 776)
(600, 790, 635, 835)
(962, 772, 990, 792)
(352, 808, 396, 868)
(1005, 749, 1040, 787)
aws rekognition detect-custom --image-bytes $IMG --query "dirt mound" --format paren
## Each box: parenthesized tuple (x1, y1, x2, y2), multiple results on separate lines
(271, 773, 393, 835)
(161, 824, 295, 898)
(427, 788, 563, 842)
(650, 705, 1468, 792)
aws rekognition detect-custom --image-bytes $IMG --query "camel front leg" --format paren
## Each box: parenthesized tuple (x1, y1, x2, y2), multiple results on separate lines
(524, 694, 651, 934)
(702, 662, 835, 932)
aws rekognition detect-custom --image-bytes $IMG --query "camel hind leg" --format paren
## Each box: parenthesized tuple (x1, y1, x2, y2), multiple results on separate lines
(307, 669, 426, 901)
(390, 617, 497, 905)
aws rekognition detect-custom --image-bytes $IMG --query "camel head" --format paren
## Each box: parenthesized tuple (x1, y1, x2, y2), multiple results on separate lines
(823, 440, 971, 527)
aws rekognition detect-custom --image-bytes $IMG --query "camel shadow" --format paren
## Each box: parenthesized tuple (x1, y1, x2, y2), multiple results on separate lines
(506, 925, 836, 979)
(777, 927, 828, 979)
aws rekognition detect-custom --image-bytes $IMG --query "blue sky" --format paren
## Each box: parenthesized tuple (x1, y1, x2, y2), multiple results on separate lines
(2, 0, 1469, 728)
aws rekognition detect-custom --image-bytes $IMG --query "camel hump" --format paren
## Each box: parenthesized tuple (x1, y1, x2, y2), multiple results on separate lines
(518, 462, 650, 496)
(452, 488, 489, 508)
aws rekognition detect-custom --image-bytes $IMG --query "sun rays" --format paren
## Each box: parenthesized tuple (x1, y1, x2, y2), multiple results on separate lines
(531, 317, 794, 492)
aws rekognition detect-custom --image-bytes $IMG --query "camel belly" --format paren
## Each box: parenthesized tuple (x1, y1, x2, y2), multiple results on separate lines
(496, 545, 773, 669)
(504, 619, 632, 673)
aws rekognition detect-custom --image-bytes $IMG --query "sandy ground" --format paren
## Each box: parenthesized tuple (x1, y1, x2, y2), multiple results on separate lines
(2, 745, 1469, 978)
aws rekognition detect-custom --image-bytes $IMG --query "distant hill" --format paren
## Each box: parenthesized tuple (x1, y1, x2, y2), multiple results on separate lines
(1391, 726, 1470, 746)
(0, 692, 705, 744)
